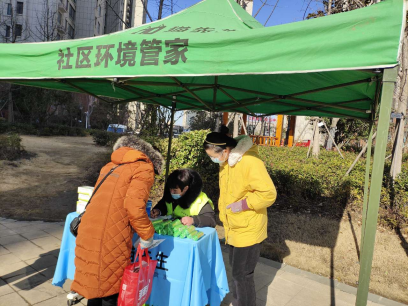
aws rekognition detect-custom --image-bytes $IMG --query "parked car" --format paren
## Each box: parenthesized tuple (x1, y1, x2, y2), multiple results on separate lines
(107, 124, 127, 134)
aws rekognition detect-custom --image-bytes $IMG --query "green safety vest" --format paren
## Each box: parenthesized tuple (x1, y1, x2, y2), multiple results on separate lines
(166, 192, 214, 218)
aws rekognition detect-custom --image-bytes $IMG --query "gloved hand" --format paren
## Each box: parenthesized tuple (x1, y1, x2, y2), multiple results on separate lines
(140, 236, 153, 249)
(226, 199, 249, 213)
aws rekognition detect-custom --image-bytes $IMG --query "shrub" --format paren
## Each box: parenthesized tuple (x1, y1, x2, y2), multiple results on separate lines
(168, 130, 219, 205)
(0, 121, 87, 137)
(102, 130, 408, 229)
(92, 130, 121, 147)
(136, 131, 220, 207)
(259, 146, 408, 228)
(0, 133, 25, 160)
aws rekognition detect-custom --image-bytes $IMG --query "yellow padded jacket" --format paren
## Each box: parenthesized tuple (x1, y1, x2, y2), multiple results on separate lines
(218, 136, 276, 247)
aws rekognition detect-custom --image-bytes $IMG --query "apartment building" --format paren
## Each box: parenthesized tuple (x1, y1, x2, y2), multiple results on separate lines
(96, 0, 147, 35)
(0, 0, 147, 43)
(0, 0, 78, 42)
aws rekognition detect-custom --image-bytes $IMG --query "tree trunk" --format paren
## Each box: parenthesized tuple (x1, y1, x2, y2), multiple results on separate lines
(8, 89, 14, 123)
(390, 26, 408, 180)
(324, 0, 337, 155)
(312, 118, 320, 158)
(233, 113, 239, 137)
(326, 118, 340, 150)
(215, 112, 222, 131)
(158, 0, 165, 20)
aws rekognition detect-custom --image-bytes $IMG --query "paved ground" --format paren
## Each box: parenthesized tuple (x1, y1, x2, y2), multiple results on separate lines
(0, 218, 406, 306)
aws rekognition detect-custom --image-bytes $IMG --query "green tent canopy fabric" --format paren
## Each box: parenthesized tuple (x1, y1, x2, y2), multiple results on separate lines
(0, 0, 405, 119)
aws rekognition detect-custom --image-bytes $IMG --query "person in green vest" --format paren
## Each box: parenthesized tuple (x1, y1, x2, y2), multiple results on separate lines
(150, 169, 216, 228)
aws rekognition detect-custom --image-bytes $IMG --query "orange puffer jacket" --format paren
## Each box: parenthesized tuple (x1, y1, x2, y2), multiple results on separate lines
(71, 137, 163, 299)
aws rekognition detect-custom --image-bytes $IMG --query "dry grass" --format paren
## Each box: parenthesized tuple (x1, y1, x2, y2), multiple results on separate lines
(217, 211, 408, 304)
(2, 135, 407, 303)
(0, 135, 110, 221)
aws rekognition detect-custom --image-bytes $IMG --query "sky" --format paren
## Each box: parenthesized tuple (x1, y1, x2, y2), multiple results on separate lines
(146, 0, 325, 27)
(144, 0, 325, 126)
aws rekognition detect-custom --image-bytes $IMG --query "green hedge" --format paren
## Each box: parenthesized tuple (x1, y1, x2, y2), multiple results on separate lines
(90, 130, 121, 146)
(100, 130, 408, 229)
(260, 146, 408, 228)
(259, 147, 366, 203)
(137, 130, 220, 204)
(0, 133, 25, 160)
(0, 121, 86, 137)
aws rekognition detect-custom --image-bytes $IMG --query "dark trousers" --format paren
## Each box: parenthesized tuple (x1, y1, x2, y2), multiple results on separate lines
(87, 294, 118, 306)
(229, 243, 261, 306)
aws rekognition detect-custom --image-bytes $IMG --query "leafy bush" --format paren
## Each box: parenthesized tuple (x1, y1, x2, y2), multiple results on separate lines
(167, 130, 219, 203)
(260, 146, 366, 202)
(0, 121, 87, 137)
(102, 130, 408, 229)
(259, 146, 408, 228)
(385, 163, 408, 228)
(139, 130, 220, 206)
(0, 133, 25, 160)
(91, 130, 121, 147)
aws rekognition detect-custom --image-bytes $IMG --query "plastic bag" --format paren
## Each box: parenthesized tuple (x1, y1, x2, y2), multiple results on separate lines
(118, 245, 157, 306)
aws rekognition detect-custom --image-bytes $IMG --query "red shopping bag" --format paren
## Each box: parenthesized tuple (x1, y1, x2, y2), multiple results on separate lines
(118, 245, 157, 306)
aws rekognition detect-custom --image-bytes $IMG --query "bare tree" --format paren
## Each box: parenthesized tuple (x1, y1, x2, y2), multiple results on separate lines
(0, 2, 31, 43)
(0, 2, 31, 123)
(307, 0, 375, 151)
(30, 0, 60, 42)
(390, 19, 408, 179)
(307, 0, 374, 19)
(254, 0, 269, 18)
(312, 118, 320, 157)
(309, 1, 407, 176)
(263, 0, 280, 26)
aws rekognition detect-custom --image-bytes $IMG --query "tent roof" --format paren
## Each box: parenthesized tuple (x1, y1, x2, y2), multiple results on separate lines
(0, 0, 405, 119)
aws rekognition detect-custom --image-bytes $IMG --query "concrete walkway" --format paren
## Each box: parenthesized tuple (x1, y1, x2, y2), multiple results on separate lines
(0, 218, 406, 306)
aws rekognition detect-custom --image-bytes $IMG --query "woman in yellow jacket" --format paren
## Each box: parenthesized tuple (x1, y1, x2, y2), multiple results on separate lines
(204, 126, 277, 306)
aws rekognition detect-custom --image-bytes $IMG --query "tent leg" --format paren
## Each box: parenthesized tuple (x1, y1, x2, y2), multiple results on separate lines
(355, 67, 397, 306)
(165, 100, 176, 181)
(360, 121, 374, 251)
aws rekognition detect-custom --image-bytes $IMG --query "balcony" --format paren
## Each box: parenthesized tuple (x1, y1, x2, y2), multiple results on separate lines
(58, 2, 67, 13)
(57, 25, 66, 34)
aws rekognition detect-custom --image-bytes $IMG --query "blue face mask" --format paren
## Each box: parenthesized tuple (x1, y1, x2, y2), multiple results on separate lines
(210, 152, 226, 164)
(210, 157, 223, 164)
(171, 193, 182, 200)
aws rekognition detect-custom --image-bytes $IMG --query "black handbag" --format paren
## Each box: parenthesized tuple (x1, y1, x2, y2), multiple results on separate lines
(70, 164, 122, 237)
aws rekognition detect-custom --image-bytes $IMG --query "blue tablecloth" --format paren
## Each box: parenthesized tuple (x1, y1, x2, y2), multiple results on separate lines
(53, 212, 229, 306)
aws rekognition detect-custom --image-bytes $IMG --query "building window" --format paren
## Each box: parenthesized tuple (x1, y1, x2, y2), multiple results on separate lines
(65, 19, 68, 31)
(15, 24, 22, 37)
(68, 24, 74, 38)
(69, 4, 76, 21)
(16, 2, 23, 15)
(5, 25, 11, 37)
(97, 22, 100, 34)
(6, 3, 12, 15)
(98, 5, 101, 17)
(58, 12, 62, 24)
(56, 33, 60, 40)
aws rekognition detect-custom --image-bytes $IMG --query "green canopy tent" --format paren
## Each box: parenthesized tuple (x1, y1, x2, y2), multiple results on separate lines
(0, 0, 406, 304)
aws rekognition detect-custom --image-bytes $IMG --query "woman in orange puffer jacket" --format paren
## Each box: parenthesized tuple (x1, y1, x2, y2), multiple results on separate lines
(71, 136, 163, 306)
